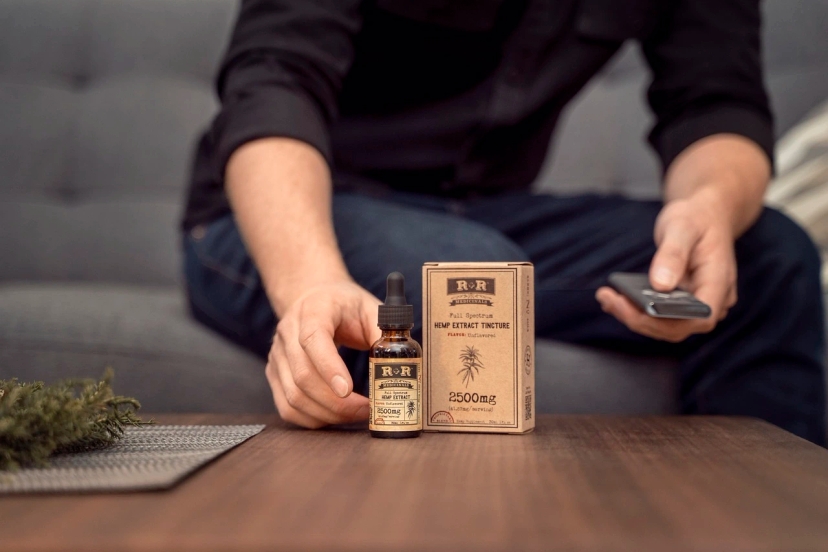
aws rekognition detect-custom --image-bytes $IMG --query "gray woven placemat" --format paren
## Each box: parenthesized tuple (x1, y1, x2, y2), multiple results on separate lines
(0, 424, 265, 494)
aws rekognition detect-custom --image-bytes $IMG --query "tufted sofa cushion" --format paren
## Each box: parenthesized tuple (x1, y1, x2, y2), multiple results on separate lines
(0, 0, 235, 285)
(0, 283, 274, 412)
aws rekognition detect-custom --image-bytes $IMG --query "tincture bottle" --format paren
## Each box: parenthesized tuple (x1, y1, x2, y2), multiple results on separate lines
(369, 272, 422, 439)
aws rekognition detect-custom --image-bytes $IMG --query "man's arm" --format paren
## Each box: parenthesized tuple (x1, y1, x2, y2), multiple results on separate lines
(208, 1, 377, 428)
(661, 134, 769, 239)
(226, 138, 350, 316)
(226, 138, 380, 428)
(596, 0, 773, 342)
(210, 0, 363, 173)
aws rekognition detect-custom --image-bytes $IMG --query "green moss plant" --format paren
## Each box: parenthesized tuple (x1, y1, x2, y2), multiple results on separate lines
(0, 369, 147, 471)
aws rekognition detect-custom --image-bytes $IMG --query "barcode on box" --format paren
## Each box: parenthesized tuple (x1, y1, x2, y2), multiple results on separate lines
(524, 392, 532, 421)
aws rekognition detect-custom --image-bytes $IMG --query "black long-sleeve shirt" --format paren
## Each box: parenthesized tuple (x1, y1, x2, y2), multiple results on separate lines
(183, 0, 773, 230)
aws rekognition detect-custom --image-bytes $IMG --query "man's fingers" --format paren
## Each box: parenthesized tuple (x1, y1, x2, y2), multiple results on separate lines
(333, 294, 382, 351)
(266, 357, 326, 429)
(650, 218, 700, 291)
(687, 244, 735, 321)
(295, 318, 355, 399)
(726, 284, 738, 309)
(596, 288, 654, 335)
(276, 324, 369, 420)
(693, 273, 733, 324)
(294, 293, 382, 398)
(275, 337, 369, 425)
(272, 345, 331, 427)
(283, 296, 352, 398)
(596, 287, 711, 343)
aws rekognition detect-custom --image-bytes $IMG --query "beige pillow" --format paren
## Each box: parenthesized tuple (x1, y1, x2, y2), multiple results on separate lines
(766, 100, 828, 286)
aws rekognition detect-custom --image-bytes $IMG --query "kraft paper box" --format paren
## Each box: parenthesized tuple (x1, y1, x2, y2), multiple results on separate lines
(423, 262, 535, 433)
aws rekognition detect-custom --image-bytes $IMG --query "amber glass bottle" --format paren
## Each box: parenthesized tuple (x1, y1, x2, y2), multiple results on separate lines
(369, 272, 422, 439)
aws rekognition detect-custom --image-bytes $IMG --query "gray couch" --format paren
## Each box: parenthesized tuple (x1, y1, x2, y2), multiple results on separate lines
(1, 0, 827, 417)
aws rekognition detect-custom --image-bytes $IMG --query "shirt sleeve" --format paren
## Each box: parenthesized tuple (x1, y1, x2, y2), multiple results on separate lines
(641, 0, 774, 173)
(207, 0, 363, 176)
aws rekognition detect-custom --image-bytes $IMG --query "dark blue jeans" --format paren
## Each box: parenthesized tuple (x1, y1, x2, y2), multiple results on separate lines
(184, 190, 827, 445)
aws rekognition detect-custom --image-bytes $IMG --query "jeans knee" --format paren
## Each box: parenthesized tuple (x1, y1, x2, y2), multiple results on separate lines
(393, 222, 529, 296)
(343, 211, 528, 337)
(432, 223, 529, 263)
(334, 194, 530, 344)
(182, 217, 275, 356)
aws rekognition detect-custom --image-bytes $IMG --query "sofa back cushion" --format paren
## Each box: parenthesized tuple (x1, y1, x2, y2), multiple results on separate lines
(0, 0, 235, 285)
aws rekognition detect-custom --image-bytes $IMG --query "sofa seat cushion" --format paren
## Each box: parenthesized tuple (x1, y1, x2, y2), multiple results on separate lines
(535, 340, 678, 415)
(0, 283, 274, 413)
(0, 283, 679, 416)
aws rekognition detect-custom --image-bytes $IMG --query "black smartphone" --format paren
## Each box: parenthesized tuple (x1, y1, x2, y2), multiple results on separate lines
(607, 272, 712, 319)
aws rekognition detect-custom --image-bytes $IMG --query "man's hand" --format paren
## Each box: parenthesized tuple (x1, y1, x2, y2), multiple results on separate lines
(267, 281, 381, 428)
(596, 192, 737, 342)
(595, 134, 770, 343)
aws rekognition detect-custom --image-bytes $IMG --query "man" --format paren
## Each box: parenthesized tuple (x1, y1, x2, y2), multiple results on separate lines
(182, 0, 826, 444)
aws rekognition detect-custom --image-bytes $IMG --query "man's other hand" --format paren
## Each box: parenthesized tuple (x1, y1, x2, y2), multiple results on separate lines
(267, 281, 381, 428)
(595, 192, 737, 342)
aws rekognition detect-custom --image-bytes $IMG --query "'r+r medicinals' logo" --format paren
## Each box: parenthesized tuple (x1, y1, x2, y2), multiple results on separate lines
(375, 364, 416, 389)
(381, 365, 413, 377)
(446, 278, 496, 306)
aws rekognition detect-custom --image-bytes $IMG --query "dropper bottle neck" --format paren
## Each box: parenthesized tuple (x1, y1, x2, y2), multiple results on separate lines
(378, 271, 414, 330)
(380, 328, 412, 339)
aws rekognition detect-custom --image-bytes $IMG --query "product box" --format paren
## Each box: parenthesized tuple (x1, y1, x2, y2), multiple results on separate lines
(422, 262, 535, 433)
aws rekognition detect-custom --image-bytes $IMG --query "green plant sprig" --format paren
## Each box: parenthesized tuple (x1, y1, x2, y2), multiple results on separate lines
(458, 345, 485, 388)
(0, 369, 147, 471)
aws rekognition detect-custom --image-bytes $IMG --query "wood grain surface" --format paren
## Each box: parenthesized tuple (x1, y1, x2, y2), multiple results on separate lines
(1, 414, 828, 552)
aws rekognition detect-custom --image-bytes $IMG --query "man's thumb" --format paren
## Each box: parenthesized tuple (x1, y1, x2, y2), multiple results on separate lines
(650, 223, 697, 291)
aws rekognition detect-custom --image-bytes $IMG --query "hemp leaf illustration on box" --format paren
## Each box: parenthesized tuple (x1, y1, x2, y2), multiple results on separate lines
(406, 400, 416, 420)
(458, 345, 484, 387)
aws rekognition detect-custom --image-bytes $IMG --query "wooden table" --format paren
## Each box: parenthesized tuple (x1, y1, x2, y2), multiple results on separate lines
(2, 414, 828, 551)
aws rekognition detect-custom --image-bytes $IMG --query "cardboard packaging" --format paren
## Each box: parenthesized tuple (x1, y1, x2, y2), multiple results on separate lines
(422, 262, 535, 433)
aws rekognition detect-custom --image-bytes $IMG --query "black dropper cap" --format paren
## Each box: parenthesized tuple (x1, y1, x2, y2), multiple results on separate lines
(378, 272, 414, 329)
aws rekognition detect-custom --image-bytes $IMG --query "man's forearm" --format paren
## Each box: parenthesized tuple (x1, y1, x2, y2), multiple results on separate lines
(663, 133, 771, 238)
(225, 137, 351, 317)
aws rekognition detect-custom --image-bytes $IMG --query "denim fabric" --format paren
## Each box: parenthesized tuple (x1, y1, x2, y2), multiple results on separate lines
(184, 190, 827, 445)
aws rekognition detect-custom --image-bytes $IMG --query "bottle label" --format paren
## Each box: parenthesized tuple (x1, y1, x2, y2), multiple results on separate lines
(369, 358, 422, 431)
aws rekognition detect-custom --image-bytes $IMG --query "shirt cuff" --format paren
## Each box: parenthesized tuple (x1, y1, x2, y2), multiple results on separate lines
(209, 87, 332, 178)
(649, 104, 775, 175)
